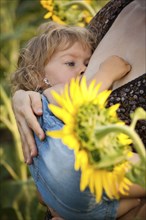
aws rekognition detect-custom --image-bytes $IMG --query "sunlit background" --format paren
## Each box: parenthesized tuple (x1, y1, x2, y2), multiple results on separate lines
(0, 1, 109, 219)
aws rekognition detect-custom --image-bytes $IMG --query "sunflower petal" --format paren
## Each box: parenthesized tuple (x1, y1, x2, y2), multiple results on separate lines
(47, 130, 63, 138)
(44, 12, 52, 19)
(49, 104, 73, 124)
(95, 171, 103, 202)
(80, 168, 92, 191)
(102, 170, 113, 199)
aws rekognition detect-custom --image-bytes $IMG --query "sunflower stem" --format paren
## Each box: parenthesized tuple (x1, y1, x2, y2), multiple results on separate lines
(95, 125, 146, 162)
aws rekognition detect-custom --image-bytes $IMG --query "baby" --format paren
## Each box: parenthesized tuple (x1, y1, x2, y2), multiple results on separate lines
(12, 22, 130, 103)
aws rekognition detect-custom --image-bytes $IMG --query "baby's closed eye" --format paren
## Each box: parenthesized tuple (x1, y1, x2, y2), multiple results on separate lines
(65, 61, 75, 67)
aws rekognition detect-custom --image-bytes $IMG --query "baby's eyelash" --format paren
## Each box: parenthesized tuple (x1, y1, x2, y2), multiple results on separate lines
(65, 62, 75, 67)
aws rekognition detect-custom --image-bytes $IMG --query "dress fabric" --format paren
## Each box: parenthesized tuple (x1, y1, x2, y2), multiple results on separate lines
(87, 0, 134, 47)
(107, 74, 146, 148)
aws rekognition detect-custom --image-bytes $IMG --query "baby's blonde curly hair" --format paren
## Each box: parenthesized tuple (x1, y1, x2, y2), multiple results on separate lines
(11, 22, 96, 93)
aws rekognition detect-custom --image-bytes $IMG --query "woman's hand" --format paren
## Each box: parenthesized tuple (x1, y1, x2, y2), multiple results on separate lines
(12, 90, 45, 164)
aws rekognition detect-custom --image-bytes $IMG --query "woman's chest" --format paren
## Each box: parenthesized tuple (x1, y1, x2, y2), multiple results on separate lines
(93, 3, 145, 89)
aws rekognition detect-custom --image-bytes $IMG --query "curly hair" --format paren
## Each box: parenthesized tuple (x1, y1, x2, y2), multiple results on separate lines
(11, 22, 96, 93)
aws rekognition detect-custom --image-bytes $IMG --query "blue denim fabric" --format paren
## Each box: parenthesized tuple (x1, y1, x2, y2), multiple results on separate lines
(29, 95, 119, 220)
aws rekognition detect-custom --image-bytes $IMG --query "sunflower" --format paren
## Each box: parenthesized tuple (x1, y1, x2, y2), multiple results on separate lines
(40, 0, 65, 24)
(47, 77, 145, 202)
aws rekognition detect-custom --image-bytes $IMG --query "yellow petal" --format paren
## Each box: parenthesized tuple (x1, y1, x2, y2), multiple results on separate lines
(49, 104, 73, 124)
(44, 11, 52, 19)
(62, 134, 80, 151)
(47, 130, 63, 138)
(102, 170, 113, 199)
(85, 16, 93, 24)
(75, 150, 88, 170)
(63, 84, 76, 114)
(95, 90, 111, 107)
(119, 178, 130, 195)
(52, 15, 65, 25)
(46, 5, 53, 11)
(108, 104, 120, 117)
(75, 150, 86, 170)
(118, 133, 133, 145)
(80, 77, 88, 101)
(89, 171, 95, 194)
(80, 168, 92, 191)
(95, 171, 103, 202)
(69, 78, 83, 106)
(88, 81, 100, 101)
(51, 90, 65, 107)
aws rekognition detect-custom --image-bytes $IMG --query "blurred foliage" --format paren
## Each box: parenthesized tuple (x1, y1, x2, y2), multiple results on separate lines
(0, 86, 46, 219)
(40, 0, 105, 26)
(0, 0, 109, 219)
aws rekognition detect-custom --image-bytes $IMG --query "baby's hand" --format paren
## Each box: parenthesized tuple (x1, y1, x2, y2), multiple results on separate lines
(99, 55, 131, 82)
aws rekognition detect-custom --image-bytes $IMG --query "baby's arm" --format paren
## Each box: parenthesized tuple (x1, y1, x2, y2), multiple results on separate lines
(117, 153, 146, 218)
(117, 184, 146, 219)
(88, 55, 131, 92)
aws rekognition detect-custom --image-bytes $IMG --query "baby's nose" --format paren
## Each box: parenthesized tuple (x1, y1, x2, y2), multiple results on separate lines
(78, 65, 86, 76)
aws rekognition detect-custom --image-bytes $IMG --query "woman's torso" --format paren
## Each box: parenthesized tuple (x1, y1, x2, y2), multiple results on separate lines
(87, 0, 145, 87)
(87, 0, 146, 146)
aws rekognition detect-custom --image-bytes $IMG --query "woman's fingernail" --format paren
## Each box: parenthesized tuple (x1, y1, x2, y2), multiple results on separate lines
(37, 108, 42, 114)
(30, 151, 34, 157)
(39, 134, 43, 140)
(26, 160, 29, 164)
(25, 158, 31, 164)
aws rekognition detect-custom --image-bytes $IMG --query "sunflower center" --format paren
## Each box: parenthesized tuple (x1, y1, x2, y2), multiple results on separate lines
(75, 104, 106, 162)
(75, 103, 130, 167)
(75, 103, 109, 149)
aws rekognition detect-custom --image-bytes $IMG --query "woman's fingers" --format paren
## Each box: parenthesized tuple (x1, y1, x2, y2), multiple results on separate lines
(18, 128, 32, 164)
(28, 91, 43, 115)
(18, 123, 37, 164)
(12, 90, 45, 163)
(23, 98, 45, 141)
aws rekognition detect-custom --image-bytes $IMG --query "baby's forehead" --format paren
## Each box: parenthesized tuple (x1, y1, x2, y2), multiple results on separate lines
(54, 41, 92, 59)
(57, 39, 91, 52)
